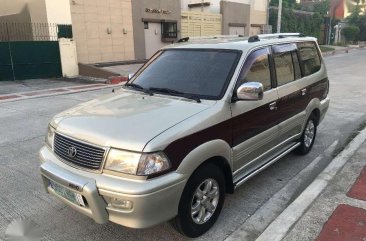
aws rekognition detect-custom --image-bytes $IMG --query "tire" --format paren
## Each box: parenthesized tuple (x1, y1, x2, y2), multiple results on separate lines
(171, 163, 225, 238)
(295, 114, 317, 155)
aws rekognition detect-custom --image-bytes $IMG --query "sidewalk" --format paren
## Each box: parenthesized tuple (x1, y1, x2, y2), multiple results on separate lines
(0, 77, 123, 103)
(254, 127, 366, 241)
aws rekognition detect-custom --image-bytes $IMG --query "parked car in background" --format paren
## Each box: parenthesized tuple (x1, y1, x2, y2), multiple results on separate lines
(39, 33, 329, 237)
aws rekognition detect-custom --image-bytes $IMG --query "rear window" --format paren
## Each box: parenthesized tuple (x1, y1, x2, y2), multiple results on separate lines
(131, 49, 240, 99)
(297, 42, 321, 76)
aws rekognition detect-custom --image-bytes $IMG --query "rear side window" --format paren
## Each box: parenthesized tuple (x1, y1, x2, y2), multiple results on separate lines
(238, 48, 272, 91)
(273, 52, 295, 86)
(297, 42, 321, 76)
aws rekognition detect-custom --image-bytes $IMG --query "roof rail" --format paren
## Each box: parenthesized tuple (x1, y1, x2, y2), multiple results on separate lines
(176, 35, 245, 43)
(248, 33, 305, 42)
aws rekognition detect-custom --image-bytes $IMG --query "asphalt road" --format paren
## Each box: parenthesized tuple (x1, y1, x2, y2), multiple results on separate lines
(1, 49, 366, 241)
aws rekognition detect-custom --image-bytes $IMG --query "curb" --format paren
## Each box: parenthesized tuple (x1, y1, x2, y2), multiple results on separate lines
(105, 76, 128, 85)
(322, 47, 362, 57)
(253, 127, 366, 241)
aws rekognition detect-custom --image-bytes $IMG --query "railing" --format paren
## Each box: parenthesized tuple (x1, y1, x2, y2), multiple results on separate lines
(0, 22, 72, 42)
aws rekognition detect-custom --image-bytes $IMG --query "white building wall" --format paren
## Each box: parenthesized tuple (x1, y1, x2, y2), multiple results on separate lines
(45, 0, 72, 24)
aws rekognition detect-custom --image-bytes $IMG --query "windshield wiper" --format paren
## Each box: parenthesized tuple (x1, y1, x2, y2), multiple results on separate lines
(124, 83, 153, 95)
(149, 87, 201, 103)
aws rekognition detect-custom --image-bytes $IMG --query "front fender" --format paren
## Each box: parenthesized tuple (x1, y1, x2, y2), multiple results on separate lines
(176, 139, 232, 176)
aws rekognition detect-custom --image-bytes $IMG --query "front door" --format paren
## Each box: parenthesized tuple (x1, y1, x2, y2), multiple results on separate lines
(231, 47, 280, 179)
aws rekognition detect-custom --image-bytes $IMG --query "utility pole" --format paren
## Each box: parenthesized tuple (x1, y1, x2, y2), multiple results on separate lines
(277, 0, 282, 33)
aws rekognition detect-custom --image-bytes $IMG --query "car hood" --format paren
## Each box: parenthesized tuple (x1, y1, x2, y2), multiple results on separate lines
(52, 90, 213, 151)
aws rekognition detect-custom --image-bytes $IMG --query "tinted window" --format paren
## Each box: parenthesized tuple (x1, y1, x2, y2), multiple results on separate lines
(274, 51, 295, 86)
(238, 48, 271, 91)
(292, 52, 302, 80)
(131, 49, 239, 99)
(297, 42, 321, 76)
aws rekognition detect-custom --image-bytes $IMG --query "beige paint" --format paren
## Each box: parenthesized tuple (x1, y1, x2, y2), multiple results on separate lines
(45, 0, 72, 24)
(144, 23, 168, 59)
(181, 11, 222, 37)
(0, 0, 27, 15)
(59, 38, 79, 77)
(0, 0, 47, 22)
(70, 0, 135, 64)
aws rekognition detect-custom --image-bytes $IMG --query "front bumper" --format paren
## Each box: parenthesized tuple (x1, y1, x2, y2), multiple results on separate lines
(39, 146, 187, 228)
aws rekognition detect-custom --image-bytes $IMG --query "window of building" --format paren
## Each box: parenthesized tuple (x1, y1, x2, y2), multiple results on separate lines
(144, 22, 149, 29)
(297, 42, 321, 76)
(161, 22, 177, 38)
(238, 48, 272, 91)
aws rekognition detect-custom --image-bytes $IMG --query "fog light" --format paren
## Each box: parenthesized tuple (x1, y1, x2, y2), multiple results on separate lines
(110, 198, 133, 210)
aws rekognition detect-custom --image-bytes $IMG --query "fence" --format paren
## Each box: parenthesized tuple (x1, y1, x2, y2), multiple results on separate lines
(0, 22, 72, 42)
(181, 11, 222, 38)
(0, 22, 72, 81)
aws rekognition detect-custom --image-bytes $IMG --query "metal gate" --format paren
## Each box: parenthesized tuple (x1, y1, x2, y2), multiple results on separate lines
(0, 23, 72, 81)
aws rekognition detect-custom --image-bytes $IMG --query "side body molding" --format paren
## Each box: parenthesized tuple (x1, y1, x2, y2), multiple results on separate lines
(176, 139, 232, 176)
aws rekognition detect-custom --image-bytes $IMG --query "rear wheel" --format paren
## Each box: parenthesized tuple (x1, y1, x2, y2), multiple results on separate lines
(295, 114, 317, 155)
(171, 163, 225, 238)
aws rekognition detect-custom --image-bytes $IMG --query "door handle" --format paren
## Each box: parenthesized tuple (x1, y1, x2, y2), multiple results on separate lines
(269, 102, 277, 111)
(301, 88, 307, 96)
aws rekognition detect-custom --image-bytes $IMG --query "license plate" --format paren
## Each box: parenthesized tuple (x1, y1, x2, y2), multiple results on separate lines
(50, 180, 85, 207)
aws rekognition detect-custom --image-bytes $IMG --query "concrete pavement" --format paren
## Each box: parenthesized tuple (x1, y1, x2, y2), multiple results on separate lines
(249, 126, 366, 241)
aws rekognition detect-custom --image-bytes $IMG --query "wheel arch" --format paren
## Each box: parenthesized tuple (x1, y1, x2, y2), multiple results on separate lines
(176, 139, 234, 193)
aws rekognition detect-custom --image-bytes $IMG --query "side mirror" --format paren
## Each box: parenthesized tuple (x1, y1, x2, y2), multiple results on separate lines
(236, 82, 264, 101)
(128, 73, 135, 80)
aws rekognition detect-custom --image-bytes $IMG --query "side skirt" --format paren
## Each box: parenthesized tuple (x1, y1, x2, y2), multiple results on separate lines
(233, 142, 300, 190)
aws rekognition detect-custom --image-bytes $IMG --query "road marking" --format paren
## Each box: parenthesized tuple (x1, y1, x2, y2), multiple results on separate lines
(254, 128, 366, 241)
(224, 140, 338, 241)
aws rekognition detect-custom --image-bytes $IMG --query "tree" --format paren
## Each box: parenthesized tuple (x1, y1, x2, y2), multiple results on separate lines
(345, 0, 366, 41)
(270, 0, 297, 9)
(313, 0, 330, 16)
(343, 25, 361, 42)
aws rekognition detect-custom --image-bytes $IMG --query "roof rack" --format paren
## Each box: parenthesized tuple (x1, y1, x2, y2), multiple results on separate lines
(248, 33, 305, 42)
(176, 35, 246, 43)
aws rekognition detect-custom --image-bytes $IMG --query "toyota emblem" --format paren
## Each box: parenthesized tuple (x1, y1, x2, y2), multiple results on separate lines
(67, 146, 77, 158)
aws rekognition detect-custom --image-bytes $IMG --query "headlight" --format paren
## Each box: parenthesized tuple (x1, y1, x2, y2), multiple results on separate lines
(45, 125, 55, 148)
(104, 149, 170, 176)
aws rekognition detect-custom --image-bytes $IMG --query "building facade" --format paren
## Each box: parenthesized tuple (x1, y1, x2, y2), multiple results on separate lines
(331, 0, 366, 20)
(181, 0, 269, 36)
(69, 0, 135, 64)
(0, 0, 269, 65)
(131, 0, 181, 60)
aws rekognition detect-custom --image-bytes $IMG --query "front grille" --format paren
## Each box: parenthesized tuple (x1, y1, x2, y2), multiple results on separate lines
(54, 133, 106, 170)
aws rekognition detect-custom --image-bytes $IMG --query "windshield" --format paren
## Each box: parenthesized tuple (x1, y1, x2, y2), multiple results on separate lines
(130, 49, 240, 100)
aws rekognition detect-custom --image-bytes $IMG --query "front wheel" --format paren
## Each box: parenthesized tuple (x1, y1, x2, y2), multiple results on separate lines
(295, 114, 317, 155)
(171, 163, 225, 238)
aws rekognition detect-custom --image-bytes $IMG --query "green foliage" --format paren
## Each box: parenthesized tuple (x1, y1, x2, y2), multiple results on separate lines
(269, 9, 324, 39)
(342, 25, 361, 42)
(270, 0, 298, 9)
(312, 0, 330, 16)
(269, 0, 328, 39)
(345, 2, 366, 41)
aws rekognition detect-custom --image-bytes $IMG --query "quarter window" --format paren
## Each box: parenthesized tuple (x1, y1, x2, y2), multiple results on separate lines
(238, 48, 272, 91)
(297, 42, 321, 76)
